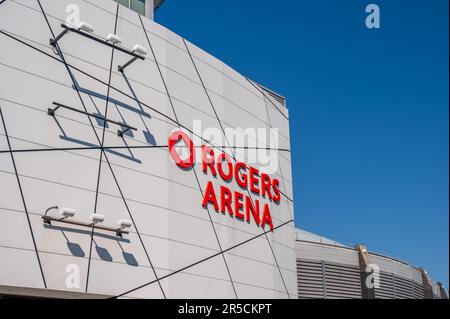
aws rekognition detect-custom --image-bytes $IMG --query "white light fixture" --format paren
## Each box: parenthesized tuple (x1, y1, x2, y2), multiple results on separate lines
(117, 219, 133, 229)
(90, 213, 105, 224)
(59, 207, 76, 219)
(132, 44, 147, 56)
(77, 21, 94, 33)
(106, 33, 122, 44)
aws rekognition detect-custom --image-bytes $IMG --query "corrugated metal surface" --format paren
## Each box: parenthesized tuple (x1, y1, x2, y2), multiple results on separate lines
(297, 259, 362, 299)
(393, 275, 415, 299)
(374, 271, 425, 299)
(295, 231, 446, 299)
(369, 253, 428, 299)
(375, 272, 395, 299)
(323, 263, 362, 299)
(297, 259, 325, 299)
(412, 281, 424, 299)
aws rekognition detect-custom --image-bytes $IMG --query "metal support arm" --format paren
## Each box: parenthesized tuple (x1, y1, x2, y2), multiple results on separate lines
(49, 102, 137, 137)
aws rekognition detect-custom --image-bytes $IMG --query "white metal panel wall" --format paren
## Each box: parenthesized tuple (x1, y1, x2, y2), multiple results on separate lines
(0, 0, 296, 299)
(296, 241, 360, 267)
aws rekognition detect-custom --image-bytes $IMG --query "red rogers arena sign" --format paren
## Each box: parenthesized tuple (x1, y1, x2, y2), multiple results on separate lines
(169, 131, 279, 230)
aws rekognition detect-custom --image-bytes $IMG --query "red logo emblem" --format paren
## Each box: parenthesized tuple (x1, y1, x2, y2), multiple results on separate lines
(168, 131, 195, 169)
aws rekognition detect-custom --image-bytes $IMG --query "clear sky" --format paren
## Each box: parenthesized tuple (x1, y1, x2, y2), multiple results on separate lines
(156, 1, 449, 287)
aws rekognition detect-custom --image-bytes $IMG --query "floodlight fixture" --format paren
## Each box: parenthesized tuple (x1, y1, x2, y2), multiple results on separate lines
(118, 44, 147, 72)
(77, 21, 94, 33)
(116, 218, 133, 237)
(132, 44, 147, 56)
(106, 33, 122, 45)
(90, 213, 105, 224)
(117, 219, 133, 229)
(59, 207, 76, 219)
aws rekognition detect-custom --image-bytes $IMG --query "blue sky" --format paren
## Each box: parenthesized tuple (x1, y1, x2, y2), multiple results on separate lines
(156, 1, 449, 287)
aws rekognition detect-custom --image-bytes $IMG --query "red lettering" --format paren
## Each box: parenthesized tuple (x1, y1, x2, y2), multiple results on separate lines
(217, 153, 233, 181)
(245, 197, 260, 226)
(261, 173, 273, 200)
(261, 203, 273, 230)
(202, 181, 219, 211)
(201, 146, 216, 176)
(187, 142, 279, 230)
(234, 191, 245, 220)
(272, 179, 281, 203)
(249, 167, 260, 195)
(220, 186, 233, 216)
(234, 162, 248, 188)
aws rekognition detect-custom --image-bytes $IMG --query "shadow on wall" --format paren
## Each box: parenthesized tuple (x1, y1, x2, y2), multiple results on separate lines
(47, 64, 164, 164)
(43, 225, 139, 267)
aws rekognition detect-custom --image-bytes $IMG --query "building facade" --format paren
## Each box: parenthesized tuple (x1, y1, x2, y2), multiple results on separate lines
(0, 0, 296, 298)
(1, 0, 447, 300)
(295, 229, 449, 299)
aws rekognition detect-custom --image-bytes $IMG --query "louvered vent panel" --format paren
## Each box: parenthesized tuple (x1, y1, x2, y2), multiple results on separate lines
(412, 281, 424, 299)
(323, 263, 362, 299)
(375, 272, 423, 299)
(393, 275, 414, 299)
(375, 272, 395, 299)
(297, 259, 324, 299)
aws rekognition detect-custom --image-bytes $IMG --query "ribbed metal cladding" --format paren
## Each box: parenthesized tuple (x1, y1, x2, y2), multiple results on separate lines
(375, 272, 395, 299)
(295, 233, 444, 299)
(393, 275, 415, 299)
(297, 259, 362, 299)
(412, 281, 424, 299)
(375, 271, 424, 299)
(297, 259, 325, 299)
(323, 263, 362, 299)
